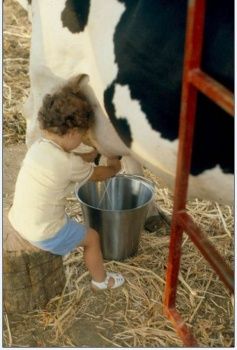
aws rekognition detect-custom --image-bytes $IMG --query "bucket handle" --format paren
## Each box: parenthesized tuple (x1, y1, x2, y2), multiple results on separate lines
(118, 173, 155, 190)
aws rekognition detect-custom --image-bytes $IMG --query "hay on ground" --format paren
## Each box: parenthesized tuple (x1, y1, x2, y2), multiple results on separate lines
(3, 0, 234, 347)
(3, 0, 31, 145)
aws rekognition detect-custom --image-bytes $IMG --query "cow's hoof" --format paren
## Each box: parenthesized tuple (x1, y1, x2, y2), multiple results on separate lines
(144, 215, 163, 232)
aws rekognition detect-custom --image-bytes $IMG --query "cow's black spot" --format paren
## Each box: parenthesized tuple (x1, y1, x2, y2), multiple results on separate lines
(111, 0, 186, 142)
(191, 94, 234, 174)
(61, 0, 90, 33)
(190, 0, 234, 175)
(104, 83, 132, 147)
(202, 1, 234, 92)
(108, 0, 233, 175)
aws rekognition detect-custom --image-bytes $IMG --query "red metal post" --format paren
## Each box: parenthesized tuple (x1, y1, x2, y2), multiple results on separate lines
(165, 307, 197, 346)
(163, 0, 205, 314)
(163, 0, 234, 346)
(189, 69, 234, 116)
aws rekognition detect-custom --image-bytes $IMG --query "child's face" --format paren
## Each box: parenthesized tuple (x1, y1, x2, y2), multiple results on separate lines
(64, 129, 85, 151)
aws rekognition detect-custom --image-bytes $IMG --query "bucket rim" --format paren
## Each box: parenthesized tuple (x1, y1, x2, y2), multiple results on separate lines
(74, 174, 155, 212)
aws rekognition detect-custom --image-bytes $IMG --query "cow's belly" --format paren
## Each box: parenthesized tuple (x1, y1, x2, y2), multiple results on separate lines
(189, 167, 233, 205)
(125, 147, 233, 205)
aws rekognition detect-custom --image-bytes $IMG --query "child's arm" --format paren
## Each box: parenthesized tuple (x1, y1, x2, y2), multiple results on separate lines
(76, 149, 98, 163)
(89, 157, 121, 181)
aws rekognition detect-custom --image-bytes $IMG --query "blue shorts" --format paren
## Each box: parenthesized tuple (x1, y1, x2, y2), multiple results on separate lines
(30, 219, 87, 256)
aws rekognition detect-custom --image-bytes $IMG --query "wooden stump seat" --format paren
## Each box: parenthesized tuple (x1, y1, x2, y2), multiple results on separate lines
(3, 209, 66, 313)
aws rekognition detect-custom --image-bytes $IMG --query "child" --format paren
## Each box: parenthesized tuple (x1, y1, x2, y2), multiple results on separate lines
(8, 77, 125, 290)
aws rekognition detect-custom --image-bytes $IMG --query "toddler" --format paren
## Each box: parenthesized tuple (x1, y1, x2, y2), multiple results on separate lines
(8, 77, 125, 290)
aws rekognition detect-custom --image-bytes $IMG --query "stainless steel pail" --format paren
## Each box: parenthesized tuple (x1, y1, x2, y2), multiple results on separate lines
(76, 174, 154, 260)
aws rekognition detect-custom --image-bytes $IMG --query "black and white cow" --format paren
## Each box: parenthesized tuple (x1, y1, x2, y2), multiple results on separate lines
(16, 0, 234, 205)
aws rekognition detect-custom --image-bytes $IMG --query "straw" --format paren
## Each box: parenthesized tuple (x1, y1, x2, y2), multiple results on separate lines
(4, 314, 12, 347)
(3, 0, 31, 146)
(3, 0, 234, 347)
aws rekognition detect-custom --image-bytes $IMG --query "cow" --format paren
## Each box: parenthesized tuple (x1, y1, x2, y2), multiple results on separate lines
(15, 0, 234, 208)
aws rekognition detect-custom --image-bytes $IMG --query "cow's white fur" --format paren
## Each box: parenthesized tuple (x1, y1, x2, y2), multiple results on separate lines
(18, 0, 233, 204)
(89, 0, 125, 90)
(113, 84, 178, 175)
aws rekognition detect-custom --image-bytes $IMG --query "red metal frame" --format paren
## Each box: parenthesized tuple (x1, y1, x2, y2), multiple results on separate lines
(163, 0, 234, 346)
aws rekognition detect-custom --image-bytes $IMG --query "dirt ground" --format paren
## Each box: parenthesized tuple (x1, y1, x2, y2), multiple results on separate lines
(3, 0, 234, 347)
(3, 144, 121, 347)
(3, 144, 26, 209)
(3, 146, 183, 348)
(3, 146, 176, 348)
(3, 145, 234, 348)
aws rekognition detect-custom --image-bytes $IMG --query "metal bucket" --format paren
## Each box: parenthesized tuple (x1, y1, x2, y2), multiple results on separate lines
(75, 174, 154, 260)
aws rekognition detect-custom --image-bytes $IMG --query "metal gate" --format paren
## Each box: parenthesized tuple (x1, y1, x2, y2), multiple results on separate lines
(163, 0, 234, 345)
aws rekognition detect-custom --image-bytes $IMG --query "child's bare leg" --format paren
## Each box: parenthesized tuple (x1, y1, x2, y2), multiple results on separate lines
(80, 228, 114, 286)
(80, 228, 105, 282)
(80, 228, 124, 288)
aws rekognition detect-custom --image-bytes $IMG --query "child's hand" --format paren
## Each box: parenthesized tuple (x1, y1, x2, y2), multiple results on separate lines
(107, 157, 121, 172)
(89, 156, 122, 182)
(79, 149, 98, 162)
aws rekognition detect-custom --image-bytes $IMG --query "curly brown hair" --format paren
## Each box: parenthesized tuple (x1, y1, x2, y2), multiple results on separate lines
(38, 80, 94, 136)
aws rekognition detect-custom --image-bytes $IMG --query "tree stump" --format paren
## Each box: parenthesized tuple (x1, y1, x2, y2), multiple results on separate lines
(3, 209, 66, 313)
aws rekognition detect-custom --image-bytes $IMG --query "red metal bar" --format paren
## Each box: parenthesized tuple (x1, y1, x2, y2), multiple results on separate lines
(177, 211, 234, 293)
(164, 0, 205, 310)
(165, 307, 198, 347)
(189, 69, 234, 116)
(163, 0, 234, 346)
(163, 1, 206, 345)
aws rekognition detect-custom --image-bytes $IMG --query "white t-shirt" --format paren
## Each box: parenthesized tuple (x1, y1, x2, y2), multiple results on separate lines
(8, 139, 94, 241)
